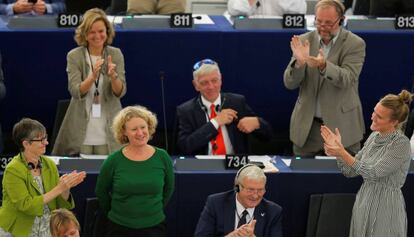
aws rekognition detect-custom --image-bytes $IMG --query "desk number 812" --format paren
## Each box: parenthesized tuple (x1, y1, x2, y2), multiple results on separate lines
(58, 14, 82, 28)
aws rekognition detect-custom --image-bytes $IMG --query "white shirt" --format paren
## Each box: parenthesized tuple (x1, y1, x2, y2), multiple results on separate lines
(234, 194, 255, 229)
(228, 0, 307, 17)
(201, 95, 235, 155)
(83, 53, 107, 145)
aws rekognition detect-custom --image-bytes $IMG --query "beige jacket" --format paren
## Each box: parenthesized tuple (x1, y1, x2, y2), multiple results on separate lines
(52, 46, 127, 156)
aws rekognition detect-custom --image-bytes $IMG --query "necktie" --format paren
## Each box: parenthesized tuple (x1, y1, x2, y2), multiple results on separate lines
(210, 104, 226, 155)
(237, 210, 248, 228)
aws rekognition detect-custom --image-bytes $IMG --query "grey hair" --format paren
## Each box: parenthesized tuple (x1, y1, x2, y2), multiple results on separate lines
(193, 63, 221, 81)
(234, 164, 267, 186)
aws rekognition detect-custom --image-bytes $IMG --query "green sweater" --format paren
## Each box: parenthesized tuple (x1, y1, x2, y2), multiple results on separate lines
(95, 146, 175, 229)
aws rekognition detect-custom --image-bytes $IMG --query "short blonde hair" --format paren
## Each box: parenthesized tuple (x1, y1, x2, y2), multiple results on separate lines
(380, 89, 413, 126)
(112, 105, 158, 144)
(74, 8, 115, 47)
(50, 209, 80, 237)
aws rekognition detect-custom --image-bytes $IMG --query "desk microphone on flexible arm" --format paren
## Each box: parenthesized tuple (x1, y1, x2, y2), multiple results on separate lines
(159, 71, 169, 151)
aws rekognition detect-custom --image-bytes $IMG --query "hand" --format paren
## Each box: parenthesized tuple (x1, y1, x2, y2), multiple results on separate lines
(307, 49, 326, 69)
(13, 0, 34, 14)
(290, 35, 309, 67)
(59, 171, 87, 191)
(214, 108, 238, 126)
(33, 0, 46, 14)
(92, 58, 105, 80)
(320, 126, 343, 156)
(236, 219, 257, 237)
(237, 117, 260, 133)
(107, 55, 118, 79)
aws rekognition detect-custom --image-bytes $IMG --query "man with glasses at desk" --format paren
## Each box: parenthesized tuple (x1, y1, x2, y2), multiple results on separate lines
(195, 164, 283, 237)
(283, 0, 366, 158)
(176, 58, 273, 155)
(0, 0, 65, 16)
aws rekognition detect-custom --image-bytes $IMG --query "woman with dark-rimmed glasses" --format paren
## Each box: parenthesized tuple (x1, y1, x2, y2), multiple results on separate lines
(0, 118, 86, 237)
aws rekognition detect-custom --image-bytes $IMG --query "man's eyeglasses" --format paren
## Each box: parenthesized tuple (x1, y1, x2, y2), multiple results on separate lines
(193, 59, 217, 71)
(240, 184, 266, 195)
(29, 135, 48, 143)
(314, 17, 341, 28)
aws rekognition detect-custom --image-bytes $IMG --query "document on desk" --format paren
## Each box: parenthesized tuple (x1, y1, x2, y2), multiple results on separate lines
(193, 14, 214, 25)
(79, 154, 108, 159)
(249, 156, 278, 173)
(195, 155, 225, 159)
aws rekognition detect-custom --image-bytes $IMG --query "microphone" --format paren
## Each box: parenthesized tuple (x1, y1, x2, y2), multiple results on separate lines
(159, 71, 169, 151)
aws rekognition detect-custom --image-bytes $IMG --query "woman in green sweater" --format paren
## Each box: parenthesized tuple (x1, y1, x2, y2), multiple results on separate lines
(95, 105, 175, 237)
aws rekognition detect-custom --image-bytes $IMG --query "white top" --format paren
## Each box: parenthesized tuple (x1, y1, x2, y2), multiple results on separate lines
(228, 0, 307, 17)
(83, 54, 107, 145)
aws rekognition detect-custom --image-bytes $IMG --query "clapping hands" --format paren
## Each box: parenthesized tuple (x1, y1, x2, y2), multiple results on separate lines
(320, 125, 344, 157)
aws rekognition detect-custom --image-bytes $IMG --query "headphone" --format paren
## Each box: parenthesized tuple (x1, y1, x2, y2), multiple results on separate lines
(332, 0, 345, 26)
(197, 95, 226, 116)
(28, 161, 42, 170)
(234, 164, 256, 193)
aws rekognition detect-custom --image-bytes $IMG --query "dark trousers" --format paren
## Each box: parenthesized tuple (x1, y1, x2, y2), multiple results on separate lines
(106, 219, 166, 237)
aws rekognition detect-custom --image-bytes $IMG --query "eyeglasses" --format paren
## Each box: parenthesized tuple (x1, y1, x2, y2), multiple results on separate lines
(29, 135, 48, 143)
(193, 59, 217, 71)
(314, 17, 341, 28)
(240, 184, 266, 195)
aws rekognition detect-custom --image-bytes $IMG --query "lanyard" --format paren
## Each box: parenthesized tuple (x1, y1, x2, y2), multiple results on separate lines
(86, 47, 104, 96)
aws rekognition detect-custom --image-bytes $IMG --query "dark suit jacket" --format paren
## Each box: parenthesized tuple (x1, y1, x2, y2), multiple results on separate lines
(176, 93, 272, 155)
(194, 190, 283, 237)
(405, 109, 414, 139)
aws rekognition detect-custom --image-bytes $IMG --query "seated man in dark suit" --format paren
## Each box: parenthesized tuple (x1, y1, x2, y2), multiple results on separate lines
(195, 164, 283, 237)
(176, 58, 272, 155)
(0, 0, 65, 15)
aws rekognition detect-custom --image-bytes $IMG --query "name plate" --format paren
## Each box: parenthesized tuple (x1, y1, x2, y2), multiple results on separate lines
(57, 14, 82, 28)
(283, 14, 305, 28)
(225, 154, 248, 169)
(346, 18, 395, 30)
(0, 156, 13, 171)
(395, 15, 414, 30)
(233, 17, 283, 29)
(170, 13, 193, 28)
(8, 15, 58, 28)
(122, 16, 171, 29)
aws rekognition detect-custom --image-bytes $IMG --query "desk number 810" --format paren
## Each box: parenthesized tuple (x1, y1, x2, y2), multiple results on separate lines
(58, 14, 82, 27)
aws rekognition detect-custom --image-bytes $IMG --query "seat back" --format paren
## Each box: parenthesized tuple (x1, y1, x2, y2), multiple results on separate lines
(306, 193, 356, 237)
(49, 99, 70, 153)
(82, 197, 107, 237)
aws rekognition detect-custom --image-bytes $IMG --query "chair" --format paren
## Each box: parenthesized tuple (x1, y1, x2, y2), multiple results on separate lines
(49, 99, 70, 153)
(305, 193, 356, 237)
(107, 0, 127, 15)
(82, 197, 107, 237)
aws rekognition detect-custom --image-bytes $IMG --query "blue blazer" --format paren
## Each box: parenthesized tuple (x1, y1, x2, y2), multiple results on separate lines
(195, 190, 283, 237)
(176, 93, 273, 155)
(0, 0, 65, 15)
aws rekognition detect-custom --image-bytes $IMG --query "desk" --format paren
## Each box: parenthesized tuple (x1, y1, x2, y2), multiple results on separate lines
(1, 157, 414, 237)
(0, 16, 413, 153)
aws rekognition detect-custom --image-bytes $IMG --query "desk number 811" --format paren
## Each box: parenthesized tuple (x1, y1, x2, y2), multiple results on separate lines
(58, 14, 82, 27)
